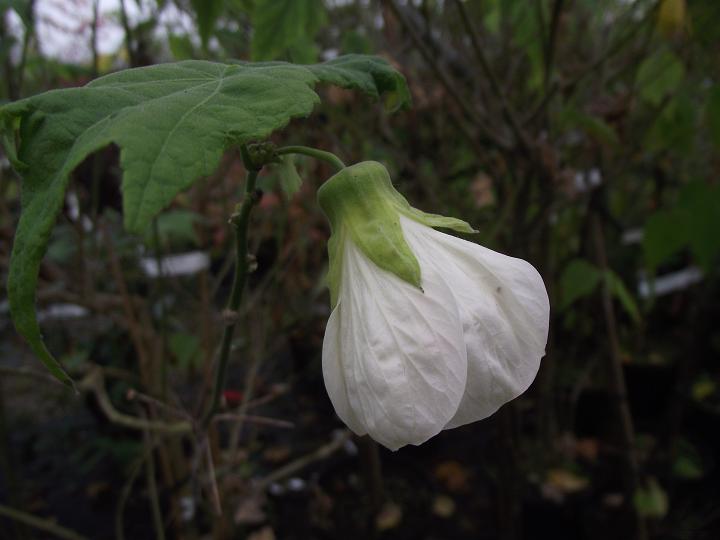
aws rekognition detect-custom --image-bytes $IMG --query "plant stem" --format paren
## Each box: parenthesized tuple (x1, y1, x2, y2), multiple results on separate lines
(590, 211, 646, 540)
(277, 145, 346, 171)
(201, 165, 260, 428)
(140, 410, 166, 540)
(0, 504, 89, 540)
(358, 436, 385, 519)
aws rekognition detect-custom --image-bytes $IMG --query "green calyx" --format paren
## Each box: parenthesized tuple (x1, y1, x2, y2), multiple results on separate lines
(318, 161, 476, 306)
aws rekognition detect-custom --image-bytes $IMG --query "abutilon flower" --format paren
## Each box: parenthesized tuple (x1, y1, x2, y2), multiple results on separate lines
(318, 162, 550, 451)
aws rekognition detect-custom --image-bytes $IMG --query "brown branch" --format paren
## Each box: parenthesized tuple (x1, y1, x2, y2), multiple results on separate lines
(254, 431, 351, 492)
(79, 368, 190, 434)
(543, 0, 565, 89)
(0, 504, 89, 540)
(452, 0, 533, 154)
(384, 0, 510, 150)
(590, 212, 647, 540)
(214, 413, 294, 429)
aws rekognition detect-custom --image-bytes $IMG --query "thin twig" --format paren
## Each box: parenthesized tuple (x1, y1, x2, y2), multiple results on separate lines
(115, 450, 147, 540)
(590, 211, 647, 540)
(15, 0, 34, 97)
(139, 409, 166, 540)
(118, 0, 137, 66)
(204, 443, 223, 516)
(254, 431, 351, 492)
(214, 414, 294, 429)
(90, 0, 99, 78)
(543, 0, 565, 90)
(526, 0, 654, 125)
(80, 368, 190, 434)
(0, 504, 89, 540)
(126, 388, 191, 421)
(384, 0, 510, 150)
(0, 365, 65, 385)
(452, 0, 532, 154)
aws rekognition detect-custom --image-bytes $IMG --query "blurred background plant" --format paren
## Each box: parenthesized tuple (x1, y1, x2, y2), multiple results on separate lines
(0, 0, 719, 539)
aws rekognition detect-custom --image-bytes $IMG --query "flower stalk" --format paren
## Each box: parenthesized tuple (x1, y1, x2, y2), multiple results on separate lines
(277, 145, 346, 171)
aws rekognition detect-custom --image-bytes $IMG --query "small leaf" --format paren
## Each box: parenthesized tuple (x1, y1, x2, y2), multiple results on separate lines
(643, 209, 686, 270)
(633, 478, 668, 518)
(308, 55, 412, 112)
(672, 439, 704, 480)
(657, 0, 686, 38)
(169, 333, 201, 370)
(276, 155, 303, 198)
(636, 49, 684, 106)
(644, 94, 695, 153)
(559, 259, 602, 310)
(707, 86, 720, 147)
(556, 106, 619, 146)
(605, 270, 641, 324)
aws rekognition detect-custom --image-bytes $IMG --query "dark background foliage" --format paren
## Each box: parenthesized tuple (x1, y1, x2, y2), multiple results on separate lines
(0, 0, 719, 539)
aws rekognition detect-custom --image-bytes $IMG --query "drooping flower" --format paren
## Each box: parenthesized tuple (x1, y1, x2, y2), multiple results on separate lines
(318, 161, 550, 451)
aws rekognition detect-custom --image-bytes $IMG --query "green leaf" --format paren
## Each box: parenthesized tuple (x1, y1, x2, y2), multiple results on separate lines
(707, 86, 720, 148)
(605, 270, 641, 324)
(143, 209, 202, 248)
(643, 182, 720, 272)
(169, 333, 202, 370)
(1, 55, 410, 384)
(644, 94, 695, 153)
(672, 439, 704, 480)
(276, 155, 303, 198)
(251, 0, 327, 62)
(633, 478, 668, 518)
(559, 259, 602, 310)
(636, 49, 684, 106)
(556, 106, 619, 146)
(190, 0, 224, 47)
(308, 55, 412, 112)
(1, 0, 33, 27)
(679, 182, 720, 271)
(643, 209, 686, 270)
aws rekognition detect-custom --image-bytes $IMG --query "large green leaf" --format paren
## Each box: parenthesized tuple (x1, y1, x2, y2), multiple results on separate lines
(643, 182, 720, 272)
(707, 85, 720, 148)
(251, 0, 327, 62)
(560, 258, 602, 310)
(560, 258, 641, 323)
(636, 49, 684, 106)
(0, 55, 410, 385)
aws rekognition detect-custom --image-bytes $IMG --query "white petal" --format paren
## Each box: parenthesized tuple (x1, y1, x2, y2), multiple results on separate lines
(337, 238, 468, 451)
(322, 305, 368, 436)
(401, 216, 550, 429)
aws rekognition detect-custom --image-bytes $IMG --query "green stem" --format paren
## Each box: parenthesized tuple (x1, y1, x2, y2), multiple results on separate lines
(201, 163, 260, 428)
(277, 145, 346, 171)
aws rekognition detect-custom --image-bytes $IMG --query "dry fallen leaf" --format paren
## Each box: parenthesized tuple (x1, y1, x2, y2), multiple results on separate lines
(376, 501, 403, 531)
(434, 461, 470, 492)
(432, 495, 456, 518)
(235, 493, 267, 526)
(248, 526, 275, 540)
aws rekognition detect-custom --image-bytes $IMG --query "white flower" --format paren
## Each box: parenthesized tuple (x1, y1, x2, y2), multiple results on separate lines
(318, 162, 550, 451)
